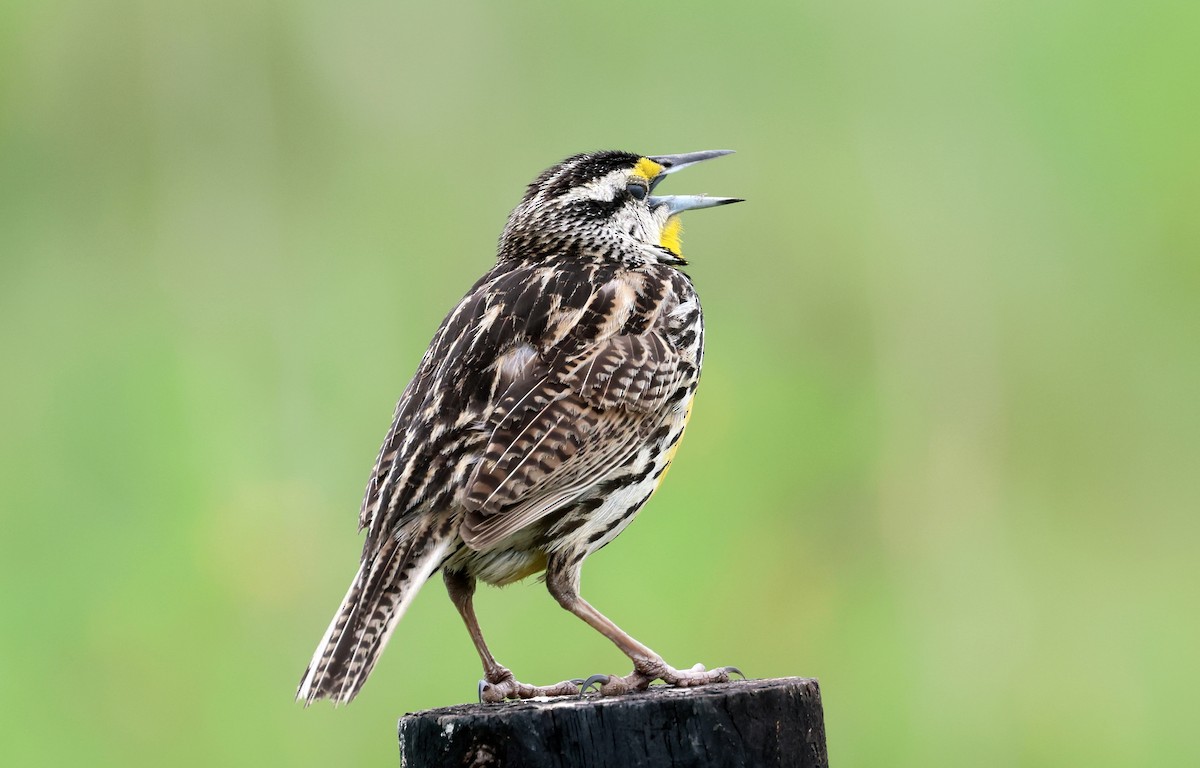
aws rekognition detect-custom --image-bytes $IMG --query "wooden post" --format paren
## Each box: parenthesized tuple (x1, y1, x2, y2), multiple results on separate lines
(398, 677, 827, 767)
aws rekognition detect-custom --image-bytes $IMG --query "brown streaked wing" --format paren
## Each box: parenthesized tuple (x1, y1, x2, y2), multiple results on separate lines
(355, 261, 540, 545)
(460, 328, 690, 550)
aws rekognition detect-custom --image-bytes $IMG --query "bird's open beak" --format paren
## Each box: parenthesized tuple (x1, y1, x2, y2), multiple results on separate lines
(646, 150, 742, 213)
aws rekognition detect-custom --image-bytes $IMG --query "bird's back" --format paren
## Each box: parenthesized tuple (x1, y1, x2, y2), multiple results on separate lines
(359, 254, 704, 584)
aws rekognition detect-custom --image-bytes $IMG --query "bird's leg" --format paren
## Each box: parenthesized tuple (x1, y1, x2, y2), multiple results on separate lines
(443, 569, 581, 702)
(545, 557, 742, 696)
(443, 570, 506, 681)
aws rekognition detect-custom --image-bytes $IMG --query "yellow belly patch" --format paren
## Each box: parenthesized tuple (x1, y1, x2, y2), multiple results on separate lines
(491, 550, 548, 586)
(655, 400, 694, 491)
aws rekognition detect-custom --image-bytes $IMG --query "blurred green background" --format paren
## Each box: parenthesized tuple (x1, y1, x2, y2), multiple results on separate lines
(2, 0, 1197, 765)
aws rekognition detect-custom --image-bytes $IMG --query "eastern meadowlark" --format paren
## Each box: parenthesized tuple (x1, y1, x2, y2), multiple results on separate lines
(297, 150, 741, 704)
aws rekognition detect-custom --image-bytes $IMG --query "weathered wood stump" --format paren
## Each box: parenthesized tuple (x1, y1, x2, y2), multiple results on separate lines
(398, 677, 827, 767)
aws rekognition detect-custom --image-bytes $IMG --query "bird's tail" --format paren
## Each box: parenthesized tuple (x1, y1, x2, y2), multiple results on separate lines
(296, 519, 454, 705)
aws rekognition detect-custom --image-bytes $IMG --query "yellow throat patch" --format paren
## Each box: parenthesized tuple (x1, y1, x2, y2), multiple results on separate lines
(659, 216, 683, 256)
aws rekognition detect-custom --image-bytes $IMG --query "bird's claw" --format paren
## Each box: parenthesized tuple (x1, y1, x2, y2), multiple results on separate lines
(718, 665, 746, 680)
(578, 674, 611, 696)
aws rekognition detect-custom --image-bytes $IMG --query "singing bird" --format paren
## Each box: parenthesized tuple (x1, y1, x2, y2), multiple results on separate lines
(297, 150, 742, 704)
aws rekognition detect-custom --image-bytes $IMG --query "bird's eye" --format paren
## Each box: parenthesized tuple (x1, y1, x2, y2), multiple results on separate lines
(626, 181, 648, 201)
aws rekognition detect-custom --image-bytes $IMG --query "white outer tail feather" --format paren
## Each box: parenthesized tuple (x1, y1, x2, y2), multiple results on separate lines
(296, 536, 452, 705)
(296, 561, 364, 704)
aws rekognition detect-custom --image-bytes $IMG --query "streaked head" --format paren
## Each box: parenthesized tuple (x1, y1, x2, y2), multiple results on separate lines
(500, 150, 740, 265)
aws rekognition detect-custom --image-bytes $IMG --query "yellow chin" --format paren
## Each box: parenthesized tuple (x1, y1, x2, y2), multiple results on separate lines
(659, 216, 683, 256)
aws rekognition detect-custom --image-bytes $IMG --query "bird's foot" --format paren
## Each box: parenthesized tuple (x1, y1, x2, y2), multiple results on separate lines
(580, 660, 745, 696)
(477, 667, 582, 703)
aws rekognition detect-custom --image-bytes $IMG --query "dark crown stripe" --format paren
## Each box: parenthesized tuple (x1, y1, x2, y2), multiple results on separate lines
(525, 150, 641, 201)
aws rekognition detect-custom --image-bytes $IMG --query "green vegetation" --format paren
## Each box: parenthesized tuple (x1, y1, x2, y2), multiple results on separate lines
(2, 1, 1196, 765)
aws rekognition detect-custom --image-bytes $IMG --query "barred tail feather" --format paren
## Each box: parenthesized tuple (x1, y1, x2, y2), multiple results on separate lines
(296, 524, 453, 705)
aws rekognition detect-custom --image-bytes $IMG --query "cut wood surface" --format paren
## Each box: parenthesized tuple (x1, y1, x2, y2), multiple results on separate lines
(398, 677, 827, 767)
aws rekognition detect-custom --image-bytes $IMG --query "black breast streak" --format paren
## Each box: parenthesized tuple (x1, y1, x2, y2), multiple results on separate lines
(586, 486, 656, 548)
